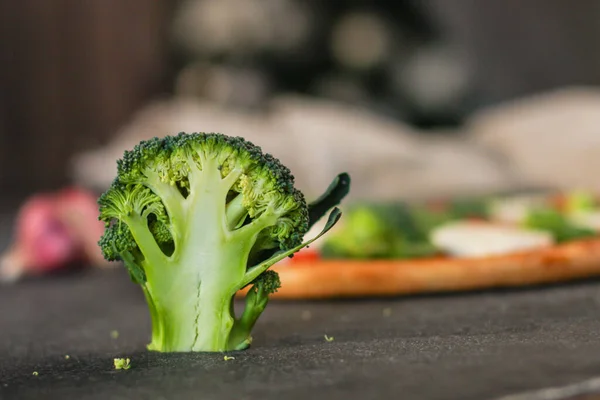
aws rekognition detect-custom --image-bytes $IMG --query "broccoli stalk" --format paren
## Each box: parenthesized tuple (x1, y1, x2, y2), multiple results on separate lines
(226, 270, 280, 350)
(98, 133, 349, 352)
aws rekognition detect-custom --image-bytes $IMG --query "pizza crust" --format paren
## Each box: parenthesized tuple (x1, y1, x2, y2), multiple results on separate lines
(238, 237, 600, 299)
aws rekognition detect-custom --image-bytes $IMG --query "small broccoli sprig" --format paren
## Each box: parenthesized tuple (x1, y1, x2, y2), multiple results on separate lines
(98, 133, 349, 352)
(114, 358, 131, 370)
(228, 270, 280, 350)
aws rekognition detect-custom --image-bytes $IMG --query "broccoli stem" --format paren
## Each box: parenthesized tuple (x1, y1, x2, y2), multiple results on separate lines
(144, 244, 249, 352)
(141, 163, 262, 352)
(226, 193, 248, 229)
(145, 282, 235, 351)
(144, 172, 186, 226)
(143, 286, 164, 351)
(123, 216, 166, 265)
(192, 288, 235, 351)
(221, 167, 244, 189)
(144, 257, 248, 352)
(227, 285, 269, 349)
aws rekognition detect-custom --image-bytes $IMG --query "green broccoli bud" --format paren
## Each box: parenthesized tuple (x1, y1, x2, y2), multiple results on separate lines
(98, 132, 348, 352)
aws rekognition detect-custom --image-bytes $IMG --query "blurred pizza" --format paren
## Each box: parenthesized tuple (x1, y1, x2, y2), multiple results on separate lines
(239, 190, 600, 299)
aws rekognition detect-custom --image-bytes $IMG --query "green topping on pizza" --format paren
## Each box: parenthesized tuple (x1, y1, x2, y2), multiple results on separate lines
(524, 207, 596, 243)
(320, 191, 600, 260)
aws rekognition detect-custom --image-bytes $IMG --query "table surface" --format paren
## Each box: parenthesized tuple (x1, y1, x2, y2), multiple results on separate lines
(3, 266, 600, 400)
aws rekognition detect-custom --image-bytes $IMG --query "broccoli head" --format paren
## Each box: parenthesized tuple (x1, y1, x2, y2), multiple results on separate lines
(98, 133, 349, 352)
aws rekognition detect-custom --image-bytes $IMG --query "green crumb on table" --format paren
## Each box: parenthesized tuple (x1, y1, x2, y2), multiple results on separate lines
(114, 358, 131, 370)
(223, 355, 235, 361)
(382, 308, 392, 317)
(110, 330, 119, 339)
(32, 371, 38, 376)
(64, 355, 70, 360)
(324, 334, 334, 342)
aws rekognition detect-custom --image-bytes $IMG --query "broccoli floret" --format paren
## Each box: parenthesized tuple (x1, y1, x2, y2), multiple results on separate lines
(98, 133, 348, 352)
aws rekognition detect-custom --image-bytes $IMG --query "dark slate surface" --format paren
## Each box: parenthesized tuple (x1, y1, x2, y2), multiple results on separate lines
(3, 266, 600, 400)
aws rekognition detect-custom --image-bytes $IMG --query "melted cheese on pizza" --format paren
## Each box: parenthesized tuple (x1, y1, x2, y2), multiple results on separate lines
(488, 195, 550, 224)
(430, 221, 554, 257)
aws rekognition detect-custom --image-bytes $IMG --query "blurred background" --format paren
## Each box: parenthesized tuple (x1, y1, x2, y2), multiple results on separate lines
(3, 0, 600, 203)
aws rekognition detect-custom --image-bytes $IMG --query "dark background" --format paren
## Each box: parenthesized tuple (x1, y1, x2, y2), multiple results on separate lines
(2, 0, 600, 196)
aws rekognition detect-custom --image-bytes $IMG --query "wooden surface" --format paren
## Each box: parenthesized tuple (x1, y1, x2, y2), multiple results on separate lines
(0, 0, 174, 195)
